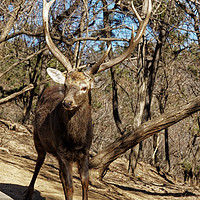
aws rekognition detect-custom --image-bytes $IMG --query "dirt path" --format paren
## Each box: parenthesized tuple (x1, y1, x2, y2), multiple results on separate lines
(0, 123, 200, 200)
(0, 152, 200, 200)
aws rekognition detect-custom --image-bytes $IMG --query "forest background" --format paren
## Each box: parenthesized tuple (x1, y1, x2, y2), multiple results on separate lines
(0, 0, 200, 185)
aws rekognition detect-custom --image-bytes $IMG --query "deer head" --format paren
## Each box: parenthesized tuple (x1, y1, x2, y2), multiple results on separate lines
(47, 68, 92, 110)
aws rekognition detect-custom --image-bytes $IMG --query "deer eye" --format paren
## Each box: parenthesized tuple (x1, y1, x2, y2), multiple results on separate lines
(81, 86, 87, 91)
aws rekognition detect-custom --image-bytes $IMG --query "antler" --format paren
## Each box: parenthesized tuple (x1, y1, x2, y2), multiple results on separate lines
(95, 0, 152, 73)
(43, 0, 73, 72)
(88, 45, 111, 75)
(43, 0, 151, 75)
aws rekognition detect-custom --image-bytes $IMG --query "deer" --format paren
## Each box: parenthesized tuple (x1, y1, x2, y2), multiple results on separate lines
(25, 0, 151, 200)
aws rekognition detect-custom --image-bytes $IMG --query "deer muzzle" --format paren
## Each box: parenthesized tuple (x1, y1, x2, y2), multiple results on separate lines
(62, 100, 74, 110)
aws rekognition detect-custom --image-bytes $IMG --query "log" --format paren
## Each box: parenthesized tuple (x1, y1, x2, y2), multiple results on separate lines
(89, 96, 200, 177)
(0, 84, 34, 105)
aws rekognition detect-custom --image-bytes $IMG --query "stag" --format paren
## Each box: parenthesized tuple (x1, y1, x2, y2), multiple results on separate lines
(25, 0, 151, 199)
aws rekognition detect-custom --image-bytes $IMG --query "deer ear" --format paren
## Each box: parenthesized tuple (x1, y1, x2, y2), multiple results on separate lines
(47, 68, 65, 85)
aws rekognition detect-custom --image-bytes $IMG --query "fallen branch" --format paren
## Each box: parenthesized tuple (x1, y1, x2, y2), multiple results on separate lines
(0, 76, 52, 105)
(89, 96, 200, 178)
(0, 118, 33, 134)
(0, 84, 34, 105)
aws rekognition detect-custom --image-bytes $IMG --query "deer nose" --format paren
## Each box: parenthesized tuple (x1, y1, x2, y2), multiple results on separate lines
(63, 100, 73, 109)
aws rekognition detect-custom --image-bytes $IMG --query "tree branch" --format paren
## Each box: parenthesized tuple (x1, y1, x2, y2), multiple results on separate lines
(0, 47, 48, 79)
(0, 84, 34, 105)
(0, 29, 43, 44)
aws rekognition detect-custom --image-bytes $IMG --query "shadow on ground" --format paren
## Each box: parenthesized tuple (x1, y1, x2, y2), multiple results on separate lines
(111, 182, 197, 198)
(0, 183, 45, 200)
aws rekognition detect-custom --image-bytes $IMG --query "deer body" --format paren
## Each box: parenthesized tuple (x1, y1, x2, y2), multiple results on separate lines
(25, 71, 93, 200)
(35, 85, 92, 157)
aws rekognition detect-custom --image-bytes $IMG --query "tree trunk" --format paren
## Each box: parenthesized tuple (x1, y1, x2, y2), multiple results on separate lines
(145, 0, 173, 166)
(165, 128, 170, 172)
(110, 67, 124, 135)
(128, 0, 148, 176)
(39, 49, 49, 97)
(89, 96, 200, 178)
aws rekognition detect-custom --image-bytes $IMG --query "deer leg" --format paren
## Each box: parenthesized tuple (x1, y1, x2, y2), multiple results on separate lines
(25, 150, 46, 200)
(58, 157, 73, 200)
(78, 155, 89, 200)
(25, 132, 46, 200)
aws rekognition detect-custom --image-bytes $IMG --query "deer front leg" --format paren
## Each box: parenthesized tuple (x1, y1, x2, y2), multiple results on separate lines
(58, 156, 73, 200)
(78, 155, 89, 200)
(25, 151, 46, 200)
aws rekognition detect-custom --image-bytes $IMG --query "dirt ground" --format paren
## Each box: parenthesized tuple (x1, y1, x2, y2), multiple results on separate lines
(0, 120, 200, 200)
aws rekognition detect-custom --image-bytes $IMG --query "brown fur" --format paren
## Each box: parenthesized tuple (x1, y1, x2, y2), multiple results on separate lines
(25, 72, 93, 200)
